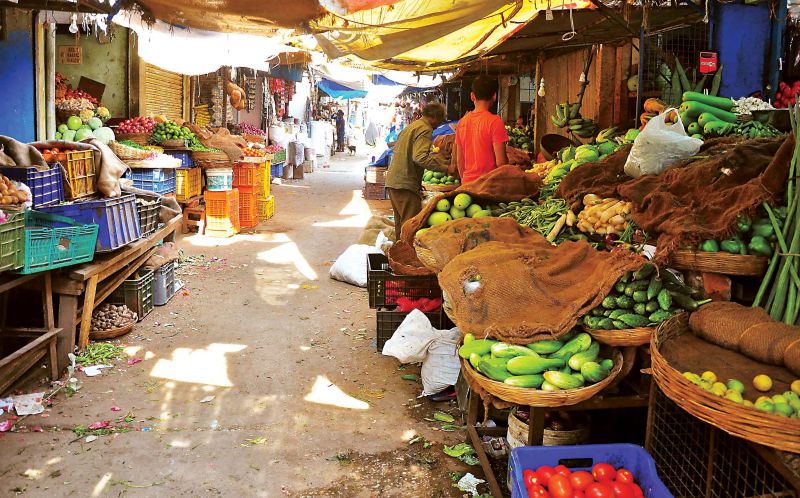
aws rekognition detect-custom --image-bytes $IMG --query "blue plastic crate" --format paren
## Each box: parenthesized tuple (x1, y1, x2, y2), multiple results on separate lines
(165, 150, 193, 168)
(270, 162, 284, 179)
(39, 194, 141, 252)
(0, 166, 64, 207)
(17, 211, 98, 274)
(510, 444, 672, 498)
(126, 168, 176, 195)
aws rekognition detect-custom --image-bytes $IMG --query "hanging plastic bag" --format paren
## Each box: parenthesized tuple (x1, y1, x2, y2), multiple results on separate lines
(420, 327, 461, 396)
(382, 309, 438, 363)
(623, 109, 703, 178)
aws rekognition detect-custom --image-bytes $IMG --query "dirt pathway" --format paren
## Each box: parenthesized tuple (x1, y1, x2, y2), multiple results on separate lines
(0, 153, 475, 497)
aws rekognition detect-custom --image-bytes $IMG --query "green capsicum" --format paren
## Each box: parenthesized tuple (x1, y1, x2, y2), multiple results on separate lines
(747, 235, 773, 256)
(735, 214, 751, 233)
(720, 238, 743, 254)
(700, 239, 720, 252)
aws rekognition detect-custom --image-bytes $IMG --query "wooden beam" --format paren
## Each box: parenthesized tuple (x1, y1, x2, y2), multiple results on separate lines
(587, 0, 637, 37)
(0, 274, 39, 295)
(77, 275, 98, 349)
(56, 294, 78, 373)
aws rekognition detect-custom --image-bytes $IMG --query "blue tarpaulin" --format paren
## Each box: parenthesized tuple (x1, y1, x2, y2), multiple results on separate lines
(318, 78, 368, 99)
(433, 121, 457, 139)
(269, 65, 304, 82)
(370, 74, 404, 86)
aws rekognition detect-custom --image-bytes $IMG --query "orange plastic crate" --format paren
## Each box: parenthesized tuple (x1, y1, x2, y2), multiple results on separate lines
(176, 167, 202, 202)
(204, 188, 239, 235)
(232, 162, 264, 188)
(63, 150, 97, 200)
(237, 186, 258, 228)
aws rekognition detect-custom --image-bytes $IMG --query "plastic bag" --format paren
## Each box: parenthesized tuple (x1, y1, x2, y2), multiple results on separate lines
(382, 309, 439, 363)
(329, 244, 381, 287)
(623, 109, 703, 178)
(420, 327, 461, 395)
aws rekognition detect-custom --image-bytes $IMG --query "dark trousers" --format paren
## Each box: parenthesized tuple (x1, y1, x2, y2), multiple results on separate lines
(387, 188, 422, 239)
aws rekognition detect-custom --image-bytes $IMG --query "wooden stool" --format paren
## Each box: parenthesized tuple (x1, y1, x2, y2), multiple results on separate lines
(182, 205, 205, 234)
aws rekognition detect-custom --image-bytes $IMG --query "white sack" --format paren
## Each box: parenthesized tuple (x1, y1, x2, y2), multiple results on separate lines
(329, 244, 380, 287)
(381, 309, 438, 363)
(421, 327, 462, 396)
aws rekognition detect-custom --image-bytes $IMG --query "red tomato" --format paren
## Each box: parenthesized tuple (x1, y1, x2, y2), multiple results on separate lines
(548, 474, 574, 498)
(528, 484, 551, 498)
(610, 481, 634, 498)
(571, 492, 586, 498)
(615, 468, 634, 485)
(524, 469, 541, 488)
(554, 465, 572, 477)
(569, 471, 594, 491)
(585, 482, 615, 498)
(630, 484, 644, 498)
(537, 465, 556, 483)
(592, 463, 616, 482)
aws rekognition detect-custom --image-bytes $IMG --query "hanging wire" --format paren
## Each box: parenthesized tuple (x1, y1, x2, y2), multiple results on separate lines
(562, 7, 577, 41)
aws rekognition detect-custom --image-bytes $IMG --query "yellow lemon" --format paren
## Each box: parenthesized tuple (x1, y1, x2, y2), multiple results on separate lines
(753, 374, 773, 392)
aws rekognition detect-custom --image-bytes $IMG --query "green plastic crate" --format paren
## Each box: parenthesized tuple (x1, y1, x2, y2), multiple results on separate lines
(0, 210, 24, 272)
(109, 268, 154, 320)
(17, 211, 99, 274)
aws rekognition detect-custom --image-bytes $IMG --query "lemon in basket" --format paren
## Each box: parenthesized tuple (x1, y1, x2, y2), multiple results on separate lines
(753, 374, 773, 392)
(792, 379, 800, 396)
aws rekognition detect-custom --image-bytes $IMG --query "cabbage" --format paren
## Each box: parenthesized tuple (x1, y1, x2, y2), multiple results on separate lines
(574, 145, 599, 164)
(62, 130, 76, 141)
(93, 127, 115, 144)
(88, 117, 103, 130)
(54, 132, 62, 140)
(57, 124, 69, 134)
(75, 128, 95, 141)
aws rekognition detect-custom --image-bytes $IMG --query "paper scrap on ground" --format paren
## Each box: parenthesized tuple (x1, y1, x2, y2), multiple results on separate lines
(12, 392, 45, 415)
(457, 473, 486, 497)
(83, 364, 112, 377)
(199, 396, 215, 403)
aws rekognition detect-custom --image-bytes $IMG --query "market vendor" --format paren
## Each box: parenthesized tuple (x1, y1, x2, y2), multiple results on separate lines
(385, 102, 453, 237)
(455, 75, 509, 184)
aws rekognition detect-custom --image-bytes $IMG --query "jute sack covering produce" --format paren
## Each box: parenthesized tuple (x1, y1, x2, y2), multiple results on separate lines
(33, 139, 127, 197)
(506, 145, 532, 167)
(414, 217, 539, 273)
(689, 301, 800, 376)
(557, 136, 793, 260)
(437, 239, 644, 343)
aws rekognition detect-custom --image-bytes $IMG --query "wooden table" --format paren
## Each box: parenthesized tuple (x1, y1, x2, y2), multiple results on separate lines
(51, 215, 181, 372)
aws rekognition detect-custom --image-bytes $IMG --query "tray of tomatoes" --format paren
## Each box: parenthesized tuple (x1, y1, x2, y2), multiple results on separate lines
(510, 444, 672, 498)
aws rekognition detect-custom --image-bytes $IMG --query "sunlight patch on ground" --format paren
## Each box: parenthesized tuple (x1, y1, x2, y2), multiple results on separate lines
(123, 346, 141, 357)
(149, 343, 246, 387)
(312, 189, 372, 228)
(182, 232, 288, 248)
(304, 375, 370, 410)
(257, 241, 318, 280)
(92, 472, 112, 497)
(401, 429, 417, 442)
(46, 457, 61, 465)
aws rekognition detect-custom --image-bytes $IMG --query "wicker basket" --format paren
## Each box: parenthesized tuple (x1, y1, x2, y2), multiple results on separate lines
(161, 139, 186, 148)
(423, 183, 458, 193)
(89, 321, 135, 340)
(583, 326, 654, 347)
(109, 141, 154, 160)
(460, 348, 623, 407)
(507, 410, 590, 447)
(667, 250, 768, 276)
(116, 133, 150, 146)
(243, 133, 267, 143)
(651, 313, 800, 453)
(192, 150, 229, 162)
(240, 156, 267, 164)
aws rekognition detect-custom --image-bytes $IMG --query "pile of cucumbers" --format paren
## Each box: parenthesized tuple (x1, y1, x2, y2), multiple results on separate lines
(458, 331, 614, 391)
(581, 264, 711, 330)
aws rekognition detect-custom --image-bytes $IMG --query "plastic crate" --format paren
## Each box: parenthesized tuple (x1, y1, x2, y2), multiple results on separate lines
(153, 261, 176, 306)
(232, 162, 265, 188)
(266, 150, 286, 164)
(364, 181, 388, 200)
(376, 307, 443, 351)
(270, 162, 284, 179)
(366, 253, 441, 308)
(0, 166, 64, 207)
(17, 211, 99, 274)
(257, 195, 275, 221)
(0, 210, 24, 272)
(135, 193, 161, 238)
(237, 186, 258, 228)
(109, 268, 154, 320)
(259, 161, 271, 199)
(62, 150, 97, 200)
(175, 167, 202, 202)
(365, 166, 388, 184)
(509, 445, 672, 498)
(206, 168, 233, 191)
(165, 150, 193, 168)
(39, 194, 141, 252)
(205, 188, 239, 236)
(126, 168, 176, 195)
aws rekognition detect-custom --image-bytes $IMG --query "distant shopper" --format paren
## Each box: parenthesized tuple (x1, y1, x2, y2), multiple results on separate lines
(385, 103, 452, 238)
(335, 110, 346, 152)
(455, 75, 509, 183)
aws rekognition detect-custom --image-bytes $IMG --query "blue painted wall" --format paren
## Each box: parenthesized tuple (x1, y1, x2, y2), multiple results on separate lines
(715, 3, 771, 99)
(0, 10, 35, 142)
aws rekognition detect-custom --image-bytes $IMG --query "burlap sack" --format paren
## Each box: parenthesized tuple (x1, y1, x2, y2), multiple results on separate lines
(437, 239, 644, 343)
(688, 301, 773, 350)
(738, 322, 799, 365)
(784, 340, 800, 376)
(414, 217, 538, 273)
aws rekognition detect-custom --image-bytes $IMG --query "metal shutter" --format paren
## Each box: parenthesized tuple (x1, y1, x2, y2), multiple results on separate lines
(141, 64, 187, 120)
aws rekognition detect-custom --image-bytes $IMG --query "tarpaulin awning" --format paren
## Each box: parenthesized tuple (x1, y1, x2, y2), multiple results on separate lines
(318, 79, 369, 99)
(269, 65, 306, 82)
(371, 74, 403, 86)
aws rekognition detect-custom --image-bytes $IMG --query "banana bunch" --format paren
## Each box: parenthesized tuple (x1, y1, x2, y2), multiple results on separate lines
(568, 118, 598, 138)
(551, 101, 582, 127)
(595, 127, 621, 143)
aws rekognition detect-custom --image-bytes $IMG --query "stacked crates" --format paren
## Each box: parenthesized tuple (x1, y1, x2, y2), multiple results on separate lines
(175, 167, 202, 202)
(205, 189, 240, 237)
(233, 161, 274, 226)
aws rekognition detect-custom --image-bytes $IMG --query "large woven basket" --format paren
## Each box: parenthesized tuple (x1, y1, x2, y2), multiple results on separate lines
(192, 150, 229, 162)
(109, 141, 154, 160)
(89, 322, 134, 340)
(423, 183, 458, 193)
(161, 139, 186, 148)
(667, 250, 768, 276)
(116, 133, 150, 146)
(460, 348, 623, 407)
(243, 133, 267, 144)
(583, 326, 653, 347)
(651, 313, 800, 453)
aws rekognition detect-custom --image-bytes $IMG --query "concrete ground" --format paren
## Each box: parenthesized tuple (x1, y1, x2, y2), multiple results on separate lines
(0, 152, 479, 497)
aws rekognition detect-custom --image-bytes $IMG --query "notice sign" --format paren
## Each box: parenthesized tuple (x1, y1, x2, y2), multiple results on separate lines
(58, 46, 81, 65)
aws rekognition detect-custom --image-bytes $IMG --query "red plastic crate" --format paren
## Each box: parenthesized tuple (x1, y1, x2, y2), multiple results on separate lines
(237, 186, 258, 228)
(205, 188, 239, 235)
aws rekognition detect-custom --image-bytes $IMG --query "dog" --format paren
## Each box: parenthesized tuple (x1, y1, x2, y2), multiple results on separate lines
(347, 145, 357, 155)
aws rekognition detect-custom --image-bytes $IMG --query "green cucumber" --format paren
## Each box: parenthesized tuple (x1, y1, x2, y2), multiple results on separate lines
(646, 277, 663, 301)
(568, 342, 600, 370)
(504, 374, 545, 388)
(469, 353, 483, 369)
(527, 340, 564, 355)
(464, 333, 475, 344)
(543, 371, 585, 389)
(477, 357, 512, 382)
(632, 290, 648, 303)
(551, 333, 592, 359)
(580, 361, 610, 383)
(645, 301, 660, 313)
(614, 282, 626, 293)
(615, 296, 634, 309)
(633, 303, 647, 316)
(600, 358, 614, 370)
(657, 288, 672, 311)
(459, 339, 497, 359)
(609, 309, 627, 320)
(680, 100, 736, 122)
(491, 343, 538, 359)
(671, 293, 711, 311)
(619, 313, 650, 327)
(602, 296, 617, 309)
(649, 310, 672, 323)
(541, 380, 559, 392)
(506, 355, 565, 375)
(632, 263, 655, 280)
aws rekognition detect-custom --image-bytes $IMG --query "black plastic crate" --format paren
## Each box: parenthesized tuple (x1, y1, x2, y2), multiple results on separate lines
(135, 193, 161, 238)
(108, 268, 154, 321)
(376, 307, 444, 351)
(367, 253, 441, 309)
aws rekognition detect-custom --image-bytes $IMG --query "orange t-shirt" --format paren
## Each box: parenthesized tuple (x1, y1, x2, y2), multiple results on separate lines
(455, 110, 509, 183)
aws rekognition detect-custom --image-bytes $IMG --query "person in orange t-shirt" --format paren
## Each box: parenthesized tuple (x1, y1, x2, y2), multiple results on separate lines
(454, 75, 509, 184)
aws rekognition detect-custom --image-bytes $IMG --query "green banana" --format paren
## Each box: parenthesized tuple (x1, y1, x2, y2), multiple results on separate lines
(568, 103, 581, 119)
